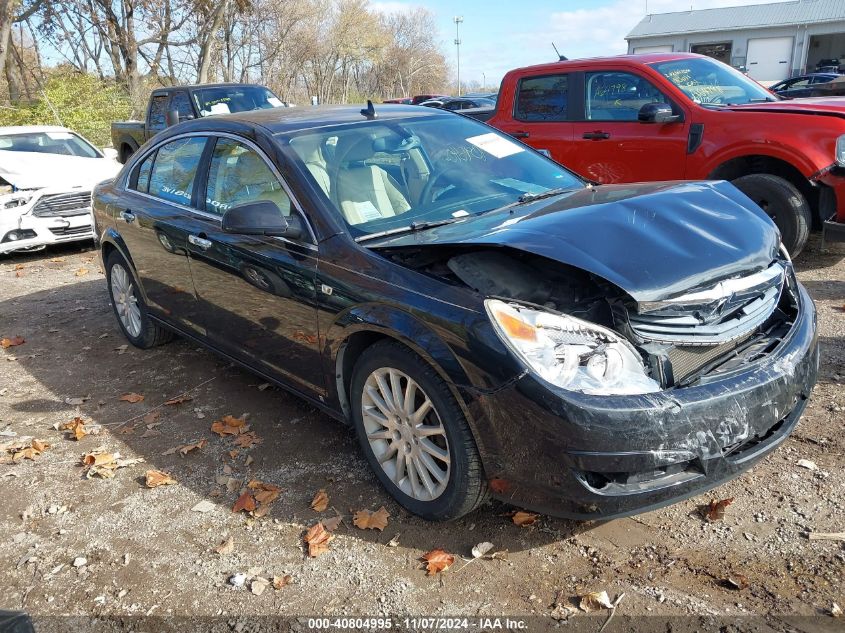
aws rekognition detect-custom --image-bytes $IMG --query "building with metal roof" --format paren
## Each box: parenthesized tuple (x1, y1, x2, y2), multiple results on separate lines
(626, 0, 845, 82)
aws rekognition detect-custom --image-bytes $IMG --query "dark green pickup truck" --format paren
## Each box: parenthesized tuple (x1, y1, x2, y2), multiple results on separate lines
(111, 83, 288, 163)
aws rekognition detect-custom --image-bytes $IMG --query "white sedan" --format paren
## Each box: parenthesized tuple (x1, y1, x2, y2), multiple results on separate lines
(0, 126, 120, 255)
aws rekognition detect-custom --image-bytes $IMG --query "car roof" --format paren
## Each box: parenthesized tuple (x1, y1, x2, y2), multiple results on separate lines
(0, 125, 75, 135)
(508, 51, 707, 75)
(171, 104, 454, 136)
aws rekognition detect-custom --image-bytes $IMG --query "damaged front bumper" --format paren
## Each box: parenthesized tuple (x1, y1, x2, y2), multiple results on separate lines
(477, 284, 818, 520)
(0, 190, 95, 255)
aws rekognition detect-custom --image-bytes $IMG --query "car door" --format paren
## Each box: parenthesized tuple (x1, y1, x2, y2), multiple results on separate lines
(496, 73, 575, 165)
(569, 70, 689, 183)
(117, 135, 209, 335)
(185, 135, 324, 397)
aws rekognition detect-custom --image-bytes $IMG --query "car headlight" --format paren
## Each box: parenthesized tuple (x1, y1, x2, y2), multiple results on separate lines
(2, 195, 32, 210)
(485, 299, 661, 395)
(836, 134, 845, 167)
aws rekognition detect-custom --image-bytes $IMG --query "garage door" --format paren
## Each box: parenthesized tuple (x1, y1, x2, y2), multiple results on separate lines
(634, 45, 673, 54)
(747, 37, 793, 82)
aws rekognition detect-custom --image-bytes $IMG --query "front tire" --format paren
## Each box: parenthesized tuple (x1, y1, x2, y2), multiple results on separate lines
(731, 173, 811, 257)
(350, 340, 487, 521)
(105, 251, 173, 349)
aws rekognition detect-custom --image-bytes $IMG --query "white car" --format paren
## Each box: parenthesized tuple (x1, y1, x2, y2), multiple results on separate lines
(0, 126, 121, 255)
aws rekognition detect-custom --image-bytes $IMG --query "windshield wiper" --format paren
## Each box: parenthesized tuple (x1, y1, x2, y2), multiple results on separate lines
(516, 187, 574, 204)
(355, 217, 460, 243)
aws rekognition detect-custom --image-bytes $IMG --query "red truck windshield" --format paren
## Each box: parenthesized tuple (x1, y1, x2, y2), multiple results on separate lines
(650, 57, 778, 106)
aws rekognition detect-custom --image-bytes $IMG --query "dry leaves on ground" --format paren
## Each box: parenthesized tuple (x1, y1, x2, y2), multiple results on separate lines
(119, 393, 144, 404)
(489, 478, 509, 494)
(7, 439, 50, 461)
(75, 268, 89, 277)
(353, 506, 390, 531)
(272, 575, 292, 590)
(322, 515, 342, 531)
(211, 415, 248, 436)
(232, 492, 257, 514)
(512, 510, 539, 527)
(311, 489, 329, 512)
(251, 577, 270, 596)
(725, 573, 749, 590)
(57, 417, 92, 441)
(421, 549, 455, 576)
(81, 450, 144, 478)
(579, 591, 615, 612)
(145, 469, 177, 488)
(232, 481, 281, 517)
(233, 431, 261, 449)
(304, 522, 334, 557)
(164, 395, 193, 406)
(705, 497, 734, 522)
(214, 535, 234, 555)
(1, 336, 25, 348)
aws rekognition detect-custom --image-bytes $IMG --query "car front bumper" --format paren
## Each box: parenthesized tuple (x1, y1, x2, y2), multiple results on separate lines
(0, 208, 95, 255)
(475, 284, 819, 520)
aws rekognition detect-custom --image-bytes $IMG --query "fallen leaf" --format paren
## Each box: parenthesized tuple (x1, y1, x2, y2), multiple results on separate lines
(165, 395, 193, 406)
(311, 489, 329, 512)
(233, 431, 261, 448)
(304, 522, 334, 557)
(178, 439, 207, 456)
(145, 469, 177, 488)
(831, 603, 842, 618)
(1, 336, 25, 348)
(471, 542, 494, 559)
(142, 411, 160, 424)
(579, 591, 615, 612)
(14, 264, 24, 270)
(213, 535, 234, 555)
(75, 268, 89, 277)
(272, 575, 292, 590)
(233, 492, 257, 514)
(251, 577, 270, 596)
(211, 415, 247, 436)
(489, 478, 509, 494)
(421, 549, 455, 575)
(10, 439, 50, 461)
(705, 497, 734, 522)
(725, 573, 749, 590)
(353, 506, 390, 531)
(386, 533, 400, 547)
(796, 458, 818, 471)
(322, 516, 342, 531)
(119, 393, 144, 404)
(59, 417, 89, 441)
(512, 511, 539, 527)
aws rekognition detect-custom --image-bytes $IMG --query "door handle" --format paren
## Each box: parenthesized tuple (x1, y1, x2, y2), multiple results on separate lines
(120, 210, 136, 223)
(582, 131, 610, 140)
(511, 131, 530, 138)
(188, 234, 212, 250)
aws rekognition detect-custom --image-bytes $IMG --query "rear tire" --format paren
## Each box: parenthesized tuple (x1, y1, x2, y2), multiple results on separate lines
(105, 250, 173, 349)
(350, 340, 487, 521)
(731, 173, 811, 257)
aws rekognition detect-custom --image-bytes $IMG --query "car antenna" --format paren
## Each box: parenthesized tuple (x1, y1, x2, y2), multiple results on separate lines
(552, 42, 567, 61)
(360, 100, 377, 120)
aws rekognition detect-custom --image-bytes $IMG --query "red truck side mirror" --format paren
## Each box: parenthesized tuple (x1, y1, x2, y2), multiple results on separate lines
(638, 103, 681, 124)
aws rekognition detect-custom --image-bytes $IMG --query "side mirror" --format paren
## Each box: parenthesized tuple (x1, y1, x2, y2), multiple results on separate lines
(638, 102, 681, 124)
(165, 109, 180, 127)
(221, 200, 303, 240)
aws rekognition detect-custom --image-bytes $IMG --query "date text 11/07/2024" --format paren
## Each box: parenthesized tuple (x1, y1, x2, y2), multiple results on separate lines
(306, 617, 528, 630)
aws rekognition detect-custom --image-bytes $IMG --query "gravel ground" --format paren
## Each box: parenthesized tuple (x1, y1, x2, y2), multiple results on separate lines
(0, 236, 843, 632)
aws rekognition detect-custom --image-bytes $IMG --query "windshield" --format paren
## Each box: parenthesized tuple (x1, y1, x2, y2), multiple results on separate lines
(650, 57, 778, 106)
(192, 86, 284, 116)
(0, 131, 100, 158)
(286, 114, 583, 238)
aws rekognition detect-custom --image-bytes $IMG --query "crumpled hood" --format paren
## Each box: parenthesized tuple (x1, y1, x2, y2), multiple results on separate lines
(367, 180, 780, 303)
(0, 151, 120, 190)
(725, 97, 845, 117)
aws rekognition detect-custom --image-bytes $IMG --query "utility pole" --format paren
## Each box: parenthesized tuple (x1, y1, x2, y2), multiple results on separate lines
(454, 16, 463, 96)
(482, 72, 486, 90)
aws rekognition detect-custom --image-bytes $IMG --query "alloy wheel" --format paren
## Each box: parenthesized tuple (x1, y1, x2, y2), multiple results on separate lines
(361, 367, 451, 501)
(110, 263, 142, 338)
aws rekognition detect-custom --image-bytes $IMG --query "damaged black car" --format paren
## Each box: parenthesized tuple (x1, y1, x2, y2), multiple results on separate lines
(93, 105, 819, 521)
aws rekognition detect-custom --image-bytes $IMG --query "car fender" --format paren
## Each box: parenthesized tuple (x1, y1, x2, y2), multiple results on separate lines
(699, 137, 824, 181)
(99, 227, 150, 303)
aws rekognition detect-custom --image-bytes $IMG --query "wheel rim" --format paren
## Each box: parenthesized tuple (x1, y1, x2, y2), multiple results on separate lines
(361, 367, 450, 501)
(110, 263, 142, 338)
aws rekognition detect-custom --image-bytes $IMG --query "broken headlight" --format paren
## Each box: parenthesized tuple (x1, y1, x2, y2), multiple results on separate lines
(486, 299, 661, 395)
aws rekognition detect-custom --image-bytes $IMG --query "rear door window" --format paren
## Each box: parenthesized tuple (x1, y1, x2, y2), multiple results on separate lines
(147, 137, 207, 206)
(132, 151, 155, 193)
(514, 74, 569, 121)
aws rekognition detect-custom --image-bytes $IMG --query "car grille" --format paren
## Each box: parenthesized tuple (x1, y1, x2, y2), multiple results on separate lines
(31, 191, 92, 217)
(667, 333, 753, 383)
(48, 225, 92, 236)
(629, 262, 785, 346)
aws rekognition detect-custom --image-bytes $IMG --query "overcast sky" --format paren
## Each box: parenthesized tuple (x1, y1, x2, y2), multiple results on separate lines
(372, 0, 795, 87)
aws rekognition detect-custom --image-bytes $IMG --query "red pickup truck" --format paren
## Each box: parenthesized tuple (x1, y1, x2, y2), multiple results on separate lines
(472, 53, 845, 256)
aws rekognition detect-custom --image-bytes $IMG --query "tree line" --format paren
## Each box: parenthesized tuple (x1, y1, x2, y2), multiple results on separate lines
(0, 0, 450, 116)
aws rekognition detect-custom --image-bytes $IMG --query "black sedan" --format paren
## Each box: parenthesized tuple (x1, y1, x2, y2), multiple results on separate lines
(419, 97, 496, 111)
(769, 73, 840, 99)
(93, 104, 818, 521)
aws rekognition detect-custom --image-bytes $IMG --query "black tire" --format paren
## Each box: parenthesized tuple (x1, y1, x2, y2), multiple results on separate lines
(350, 340, 487, 521)
(731, 173, 811, 257)
(105, 250, 173, 349)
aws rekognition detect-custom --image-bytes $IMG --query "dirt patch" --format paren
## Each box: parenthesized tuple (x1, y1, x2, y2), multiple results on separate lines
(1, 237, 843, 628)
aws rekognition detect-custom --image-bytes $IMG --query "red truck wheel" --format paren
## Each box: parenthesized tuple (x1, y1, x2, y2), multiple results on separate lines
(731, 174, 811, 257)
